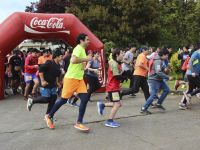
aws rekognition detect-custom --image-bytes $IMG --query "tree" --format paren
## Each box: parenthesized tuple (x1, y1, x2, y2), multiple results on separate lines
(159, 0, 197, 48)
(26, 0, 71, 13)
(26, 0, 200, 49)
(68, 0, 161, 47)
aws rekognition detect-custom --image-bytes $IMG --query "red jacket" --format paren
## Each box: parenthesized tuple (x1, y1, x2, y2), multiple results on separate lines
(24, 55, 38, 74)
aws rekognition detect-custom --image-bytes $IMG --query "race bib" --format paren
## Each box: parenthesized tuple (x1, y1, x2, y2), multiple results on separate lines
(25, 75, 32, 81)
(112, 92, 120, 101)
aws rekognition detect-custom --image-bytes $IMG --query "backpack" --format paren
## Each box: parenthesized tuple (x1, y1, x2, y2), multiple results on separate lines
(181, 56, 190, 71)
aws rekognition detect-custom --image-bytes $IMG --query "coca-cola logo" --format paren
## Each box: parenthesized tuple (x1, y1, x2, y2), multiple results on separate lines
(30, 17, 64, 29)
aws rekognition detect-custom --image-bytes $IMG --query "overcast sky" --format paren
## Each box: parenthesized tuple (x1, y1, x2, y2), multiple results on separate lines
(0, 0, 38, 23)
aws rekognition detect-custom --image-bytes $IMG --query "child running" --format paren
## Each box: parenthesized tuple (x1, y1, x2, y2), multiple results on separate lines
(97, 48, 125, 128)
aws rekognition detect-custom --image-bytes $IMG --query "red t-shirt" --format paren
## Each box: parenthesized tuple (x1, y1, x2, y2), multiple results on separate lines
(106, 60, 122, 92)
(24, 55, 38, 74)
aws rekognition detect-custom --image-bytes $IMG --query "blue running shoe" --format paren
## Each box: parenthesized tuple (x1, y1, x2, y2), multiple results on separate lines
(105, 120, 120, 128)
(97, 101, 104, 116)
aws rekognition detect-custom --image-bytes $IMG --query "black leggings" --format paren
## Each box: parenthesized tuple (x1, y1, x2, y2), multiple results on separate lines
(48, 93, 89, 123)
(122, 75, 150, 100)
(86, 75, 101, 100)
(33, 95, 57, 114)
(183, 75, 200, 104)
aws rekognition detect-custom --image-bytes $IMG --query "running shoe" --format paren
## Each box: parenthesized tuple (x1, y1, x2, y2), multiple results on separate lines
(151, 103, 166, 110)
(44, 115, 55, 129)
(27, 97, 33, 111)
(44, 116, 57, 122)
(140, 108, 152, 115)
(105, 120, 120, 128)
(97, 101, 104, 116)
(74, 123, 90, 132)
(66, 99, 72, 105)
(129, 93, 136, 97)
(179, 102, 188, 110)
(196, 93, 200, 100)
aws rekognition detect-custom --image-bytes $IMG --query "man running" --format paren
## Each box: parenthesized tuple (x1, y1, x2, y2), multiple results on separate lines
(141, 49, 170, 114)
(27, 49, 63, 122)
(24, 48, 39, 99)
(44, 33, 92, 131)
(121, 47, 150, 100)
(8, 49, 22, 95)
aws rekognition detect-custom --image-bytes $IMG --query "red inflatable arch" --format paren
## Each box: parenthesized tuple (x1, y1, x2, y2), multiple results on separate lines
(0, 12, 105, 100)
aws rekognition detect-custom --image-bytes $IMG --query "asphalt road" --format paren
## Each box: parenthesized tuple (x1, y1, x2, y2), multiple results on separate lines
(0, 93, 200, 150)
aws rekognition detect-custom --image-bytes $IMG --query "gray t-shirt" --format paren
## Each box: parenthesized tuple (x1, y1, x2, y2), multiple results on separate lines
(86, 59, 100, 77)
(122, 51, 134, 71)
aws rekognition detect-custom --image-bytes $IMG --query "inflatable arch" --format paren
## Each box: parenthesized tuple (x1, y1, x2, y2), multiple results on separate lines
(0, 12, 105, 100)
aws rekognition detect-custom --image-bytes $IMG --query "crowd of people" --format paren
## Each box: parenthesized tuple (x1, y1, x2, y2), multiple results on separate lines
(4, 33, 200, 132)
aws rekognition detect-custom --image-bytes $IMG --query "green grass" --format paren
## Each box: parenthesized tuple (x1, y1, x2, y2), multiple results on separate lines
(122, 79, 186, 91)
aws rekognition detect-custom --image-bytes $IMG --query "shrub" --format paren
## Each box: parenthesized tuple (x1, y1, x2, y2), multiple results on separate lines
(104, 41, 116, 59)
(169, 52, 182, 79)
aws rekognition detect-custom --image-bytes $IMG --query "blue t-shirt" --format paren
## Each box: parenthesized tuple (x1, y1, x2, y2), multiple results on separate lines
(86, 59, 100, 77)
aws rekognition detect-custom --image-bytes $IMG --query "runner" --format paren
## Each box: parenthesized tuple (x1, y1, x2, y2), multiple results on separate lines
(121, 47, 150, 101)
(38, 49, 52, 65)
(8, 49, 22, 95)
(180, 46, 200, 108)
(122, 43, 137, 88)
(175, 46, 189, 90)
(44, 33, 92, 131)
(97, 48, 125, 128)
(24, 48, 39, 100)
(27, 49, 62, 121)
(85, 51, 101, 101)
(141, 49, 170, 114)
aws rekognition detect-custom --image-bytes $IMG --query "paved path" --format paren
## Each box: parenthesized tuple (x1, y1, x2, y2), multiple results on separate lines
(1, 93, 200, 150)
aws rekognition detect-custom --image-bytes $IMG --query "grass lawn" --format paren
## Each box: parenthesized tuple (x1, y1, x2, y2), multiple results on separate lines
(122, 79, 186, 91)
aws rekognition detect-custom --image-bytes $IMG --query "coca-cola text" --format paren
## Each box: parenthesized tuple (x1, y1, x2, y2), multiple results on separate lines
(30, 17, 64, 29)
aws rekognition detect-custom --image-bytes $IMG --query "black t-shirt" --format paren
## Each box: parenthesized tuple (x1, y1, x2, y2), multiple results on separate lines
(9, 55, 22, 72)
(39, 60, 61, 88)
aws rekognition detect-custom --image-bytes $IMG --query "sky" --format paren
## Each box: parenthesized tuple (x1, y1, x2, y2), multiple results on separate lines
(0, 0, 38, 23)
